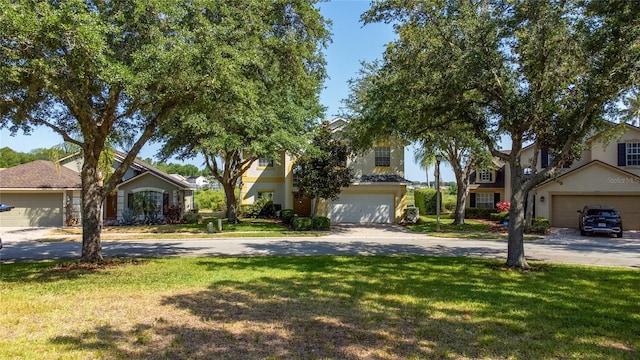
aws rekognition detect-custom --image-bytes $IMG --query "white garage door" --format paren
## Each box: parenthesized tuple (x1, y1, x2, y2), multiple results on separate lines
(0, 193, 64, 227)
(328, 193, 394, 223)
(551, 195, 640, 230)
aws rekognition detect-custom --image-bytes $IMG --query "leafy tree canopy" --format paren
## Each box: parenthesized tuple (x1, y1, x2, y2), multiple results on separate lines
(347, 0, 640, 268)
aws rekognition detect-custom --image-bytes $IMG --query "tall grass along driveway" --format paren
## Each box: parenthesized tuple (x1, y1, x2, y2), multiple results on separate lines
(1, 256, 638, 359)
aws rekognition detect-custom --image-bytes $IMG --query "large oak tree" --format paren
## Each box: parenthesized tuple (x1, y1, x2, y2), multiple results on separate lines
(1, 1, 234, 262)
(158, 0, 329, 223)
(347, 0, 640, 268)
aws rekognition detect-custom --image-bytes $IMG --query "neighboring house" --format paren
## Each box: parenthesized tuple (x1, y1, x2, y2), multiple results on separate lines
(186, 175, 212, 190)
(0, 152, 195, 227)
(468, 123, 640, 230)
(241, 117, 410, 224)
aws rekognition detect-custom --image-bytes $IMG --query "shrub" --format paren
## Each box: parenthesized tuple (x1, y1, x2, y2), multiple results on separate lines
(182, 212, 202, 224)
(244, 197, 272, 218)
(442, 195, 456, 212)
(414, 188, 437, 215)
(490, 212, 510, 223)
(465, 208, 497, 219)
(119, 208, 139, 226)
(496, 201, 511, 213)
(525, 218, 550, 234)
(292, 217, 313, 231)
(312, 216, 331, 230)
(194, 189, 226, 211)
(281, 209, 295, 225)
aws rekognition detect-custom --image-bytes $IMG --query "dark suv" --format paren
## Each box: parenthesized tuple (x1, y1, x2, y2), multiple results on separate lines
(577, 205, 623, 238)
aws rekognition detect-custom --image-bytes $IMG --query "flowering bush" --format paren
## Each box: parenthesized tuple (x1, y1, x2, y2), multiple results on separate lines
(496, 201, 511, 213)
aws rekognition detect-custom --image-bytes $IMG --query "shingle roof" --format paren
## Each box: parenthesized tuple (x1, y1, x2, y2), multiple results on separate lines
(0, 160, 82, 189)
(355, 175, 411, 183)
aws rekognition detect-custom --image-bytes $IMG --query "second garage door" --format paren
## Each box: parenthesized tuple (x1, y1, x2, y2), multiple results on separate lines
(551, 195, 640, 230)
(0, 193, 64, 227)
(328, 193, 394, 223)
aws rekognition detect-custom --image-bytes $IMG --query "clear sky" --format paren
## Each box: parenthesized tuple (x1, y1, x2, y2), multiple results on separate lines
(0, 0, 454, 182)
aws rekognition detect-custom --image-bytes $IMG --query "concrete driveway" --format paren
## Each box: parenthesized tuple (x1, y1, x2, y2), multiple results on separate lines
(1, 225, 639, 268)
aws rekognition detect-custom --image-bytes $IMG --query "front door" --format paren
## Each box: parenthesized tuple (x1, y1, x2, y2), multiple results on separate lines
(292, 193, 312, 217)
(106, 193, 118, 220)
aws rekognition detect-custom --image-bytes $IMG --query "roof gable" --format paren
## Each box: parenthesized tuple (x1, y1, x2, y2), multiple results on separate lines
(0, 160, 82, 189)
(536, 160, 640, 191)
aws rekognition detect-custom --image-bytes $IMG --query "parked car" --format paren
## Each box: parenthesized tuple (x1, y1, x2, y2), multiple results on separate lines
(0, 203, 14, 212)
(577, 205, 623, 238)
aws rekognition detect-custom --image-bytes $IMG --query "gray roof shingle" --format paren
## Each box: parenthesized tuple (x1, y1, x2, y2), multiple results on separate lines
(0, 160, 82, 189)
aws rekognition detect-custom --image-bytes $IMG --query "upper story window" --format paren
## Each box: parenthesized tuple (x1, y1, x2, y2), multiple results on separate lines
(258, 158, 274, 167)
(618, 142, 640, 166)
(478, 170, 493, 182)
(374, 146, 391, 167)
(627, 143, 640, 166)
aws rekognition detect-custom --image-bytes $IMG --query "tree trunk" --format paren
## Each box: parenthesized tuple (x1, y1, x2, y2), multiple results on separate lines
(80, 159, 104, 263)
(506, 178, 530, 269)
(524, 190, 535, 227)
(452, 176, 470, 225)
(223, 181, 239, 224)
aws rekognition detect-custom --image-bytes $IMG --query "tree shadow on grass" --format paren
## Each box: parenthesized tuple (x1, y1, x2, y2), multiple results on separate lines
(47, 256, 639, 359)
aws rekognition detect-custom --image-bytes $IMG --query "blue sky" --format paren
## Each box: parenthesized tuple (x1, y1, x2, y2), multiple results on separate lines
(0, 0, 453, 182)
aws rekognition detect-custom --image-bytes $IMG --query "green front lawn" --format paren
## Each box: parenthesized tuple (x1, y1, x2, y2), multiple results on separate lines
(407, 215, 543, 240)
(47, 218, 320, 240)
(1, 256, 638, 359)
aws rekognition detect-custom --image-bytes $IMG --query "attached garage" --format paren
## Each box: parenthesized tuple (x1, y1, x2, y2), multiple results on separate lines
(0, 160, 82, 227)
(535, 161, 640, 231)
(0, 192, 64, 227)
(551, 195, 640, 230)
(328, 193, 394, 223)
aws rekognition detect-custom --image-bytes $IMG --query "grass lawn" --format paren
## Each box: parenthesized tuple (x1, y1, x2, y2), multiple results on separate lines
(407, 216, 543, 240)
(46, 218, 322, 241)
(1, 256, 638, 359)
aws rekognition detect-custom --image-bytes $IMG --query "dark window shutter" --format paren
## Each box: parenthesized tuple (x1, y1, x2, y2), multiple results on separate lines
(494, 193, 500, 208)
(541, 149, 548, 168)
(618, 143, 626, 166)
(127, 193, 134, 210)
(470, 193, 476, 208)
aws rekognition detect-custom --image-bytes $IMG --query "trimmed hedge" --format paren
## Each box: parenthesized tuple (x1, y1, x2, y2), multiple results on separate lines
(490, 212, 510, 223)
(292, 217, 313, 231)
(281, 209, 295, 225)
(291, 216, 331, 231)
(414, 188, 437, 215)
(465, 208, 497, 219)
(525, 218, 551, 234)
(312, 216, 331, 231)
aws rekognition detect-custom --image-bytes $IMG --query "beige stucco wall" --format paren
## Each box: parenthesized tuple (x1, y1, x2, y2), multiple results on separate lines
(589, 127, 640, 177)
(534, 162, 640, 219)
(348, 140, 405, 178)
(242, 152, 293, 208)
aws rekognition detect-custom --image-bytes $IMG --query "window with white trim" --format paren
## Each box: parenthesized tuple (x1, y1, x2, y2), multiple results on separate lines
(258, 158, 274, 167)
(374, 147, 391, 167)
(627, 143, 640, 166)
(476, 193, 494, 209)
(479, 170, 493, 182)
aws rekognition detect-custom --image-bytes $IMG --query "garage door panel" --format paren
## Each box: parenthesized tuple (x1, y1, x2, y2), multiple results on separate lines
(0, 193, 63, 227)
(551, 195, 640, 230)
(328, 194, 393, 223)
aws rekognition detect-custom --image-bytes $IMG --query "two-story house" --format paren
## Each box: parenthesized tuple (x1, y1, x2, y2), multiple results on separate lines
(0, 151, 195, 227)
(468, 123, 640, 230)
(241, 117, 410, 223)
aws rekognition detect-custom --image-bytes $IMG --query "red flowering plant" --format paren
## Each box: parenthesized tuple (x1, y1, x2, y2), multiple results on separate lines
(496, 201, 511, 213)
